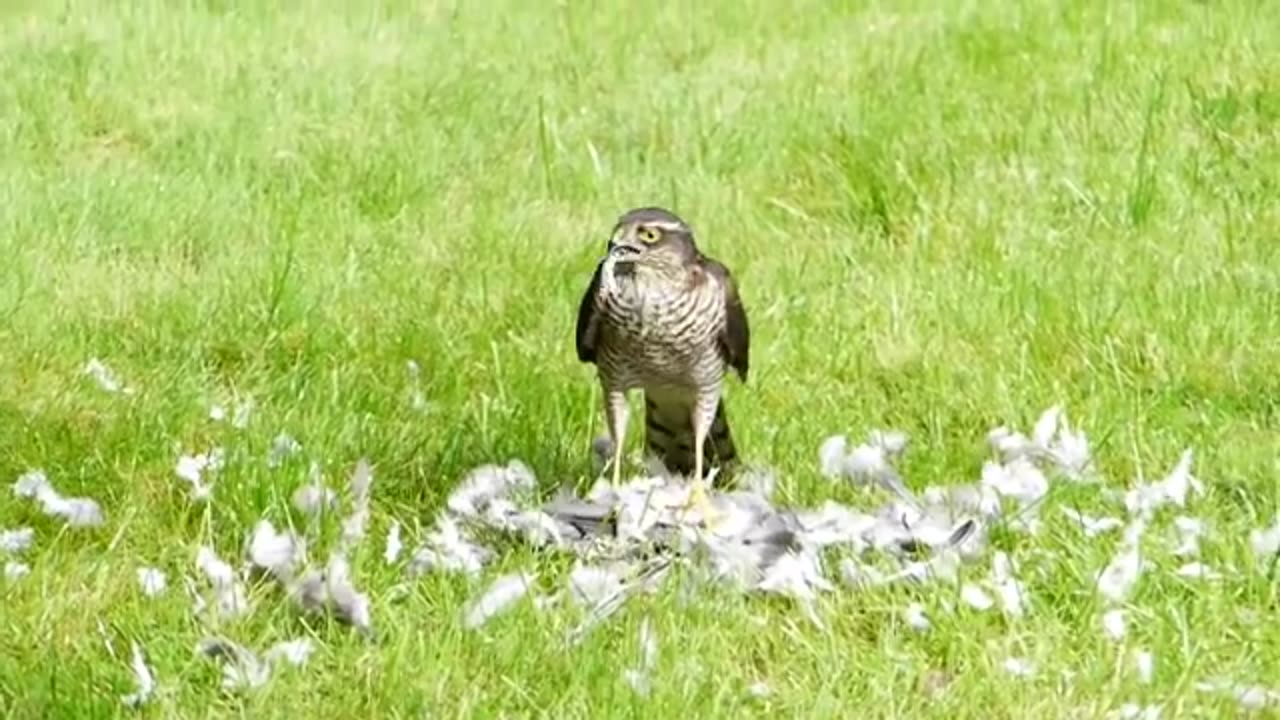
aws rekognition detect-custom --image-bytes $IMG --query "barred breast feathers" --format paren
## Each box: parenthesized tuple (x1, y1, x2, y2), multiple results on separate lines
(591, 262, 727, 388)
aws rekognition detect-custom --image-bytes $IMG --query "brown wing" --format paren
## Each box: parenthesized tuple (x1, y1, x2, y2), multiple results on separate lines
(700, 256, 750, 382)
(575, 261, 604, 363)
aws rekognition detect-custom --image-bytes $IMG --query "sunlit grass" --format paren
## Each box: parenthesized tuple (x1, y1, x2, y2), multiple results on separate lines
(1, 0, 1279, 716)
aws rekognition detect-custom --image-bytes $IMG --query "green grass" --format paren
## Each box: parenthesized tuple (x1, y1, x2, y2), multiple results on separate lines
(2, 0, 1280, 716)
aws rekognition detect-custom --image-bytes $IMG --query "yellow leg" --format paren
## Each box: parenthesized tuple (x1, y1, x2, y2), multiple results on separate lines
(605, 388, 628, 487)
(686, 406, 722, 528)
(610, 439, 624, 487)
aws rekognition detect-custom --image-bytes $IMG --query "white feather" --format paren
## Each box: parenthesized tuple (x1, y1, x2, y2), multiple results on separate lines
(904, 602, 931, 631)
(264, 639, 315, 667)
(568, 563, 624, 607)
(12, 470, 105, 528)
(817, 435, 848, 478)
(266, 433, 302, 468)
(136, 567, 167, 597)
(960, 583, 994, 611)
(1134, 650, 1154, 684)
(1002, 657, 1036, 678)
(1249, 514, 1280, 560)
(5, 561, 30, 581)
(120, 642, 155, 707)
(463, 572, 533, 629)
(0, 527, 34, 554)
(1102, 609, 1127, 641)
(384, 521, 403, 564)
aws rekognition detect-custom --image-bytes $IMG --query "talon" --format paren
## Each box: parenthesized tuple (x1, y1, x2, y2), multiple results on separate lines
(683, 476, 724, 530)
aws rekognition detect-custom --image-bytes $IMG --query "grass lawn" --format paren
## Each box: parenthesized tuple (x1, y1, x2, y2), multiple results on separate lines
(2, 0, 1279, 717)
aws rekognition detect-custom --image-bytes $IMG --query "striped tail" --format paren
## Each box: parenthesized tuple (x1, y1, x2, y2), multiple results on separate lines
(643, 389, 738, 484)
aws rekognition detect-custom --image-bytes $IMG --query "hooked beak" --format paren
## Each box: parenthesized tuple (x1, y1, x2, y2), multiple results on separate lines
(607, 238, 643, 259)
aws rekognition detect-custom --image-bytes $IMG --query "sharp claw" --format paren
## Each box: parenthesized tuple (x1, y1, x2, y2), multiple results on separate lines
(683, 477, 723, 529)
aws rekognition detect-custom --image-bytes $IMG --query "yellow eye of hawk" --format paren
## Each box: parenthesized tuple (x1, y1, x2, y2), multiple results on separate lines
(636, 226, 660, 244)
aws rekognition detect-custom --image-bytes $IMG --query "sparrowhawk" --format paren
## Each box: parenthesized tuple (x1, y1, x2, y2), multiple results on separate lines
(574, 206, 750, 524)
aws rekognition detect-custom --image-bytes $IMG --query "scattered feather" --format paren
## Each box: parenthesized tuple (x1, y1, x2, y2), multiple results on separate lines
(120, 642, 156, 707)
(1032, 405, 1060, 448)
(987, 426, 1035, 460)
(291, 478, 337, 518)
(174, 448, 224, 501)
(1124, 449, 1201, 516)
(981, 458, 1048, 507)
(1047, 412, 1092, 480)
(1002, 657, 1036, 678)
(12, 470, 106, 528)
(247, 520, 306, 579)
(1097, 549, 1142, 603)
(620, 666, 651, 696)
(1249, 514, 1280, 561)
(991, 552, 1028, 618)
(137, 567, 167, 597)
(1108, 704, 1161, 720)
(960, 583, 994, 611)
(1061, 508, 1123, 538)
(196, 638, 270, 691)
(1196, 679, 1280, 710)
(844, 434, 915, 503)
(988, 406, 1092, 480)
(447, 460, 537, 518)
(1102, 609, 1127, 641)
(195, 546, 251, 619)
(463, 572, 533, 629)
(741, 466, 778, 498)
(622, 617, 658, 697)
(0, 527, 34, 554)
(213, 397, 257, 428)
(196, 546, 235, 586)
(636, 617, 658, 668)
(590, 436, 615, 475)
(263, 639, 314, 667)
(568, 563, 624, 607)
(1174, 562, 1222, 580)
(322, 553, 373, 635)
(384, 521, 403, 565)
(904, 602, 931, 631)
(567, 558, 672, 646)
(818, 435, 848, 478)
(869, 429, 908, 456)
(405, 360, 428, 411)
(1158, 449, 1199, 507)
(338, 459, 374, 551)
(84, 358, 133, 394)
(747, 681, 772, 698)
(5, 561, 30, 580)
(266, 433, 302, 469)
(319, 410, 1208, 669)
(818, 430, 918, 507)
(232, 400, 254, 428)
(1097, 520, 1145, 604)
(1134, 650, 1154, 684)
(196, 635, 311, 692)
(756, 547, 833, 603)
(1171, 516, 1206, 557)
(409, 514, 494, 576)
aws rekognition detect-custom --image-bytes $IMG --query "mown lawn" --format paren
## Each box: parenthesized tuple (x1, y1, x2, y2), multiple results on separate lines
(1, 1, 1278, 717)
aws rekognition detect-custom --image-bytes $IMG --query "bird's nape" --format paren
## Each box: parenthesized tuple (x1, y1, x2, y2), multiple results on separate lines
(614, 206, 691, 233)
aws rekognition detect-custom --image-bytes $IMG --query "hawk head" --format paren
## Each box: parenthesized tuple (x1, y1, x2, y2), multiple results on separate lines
(605, 206, 699, 273)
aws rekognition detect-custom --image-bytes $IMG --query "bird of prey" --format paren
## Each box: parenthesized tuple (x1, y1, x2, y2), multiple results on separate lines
(574, 206, 750, 526)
